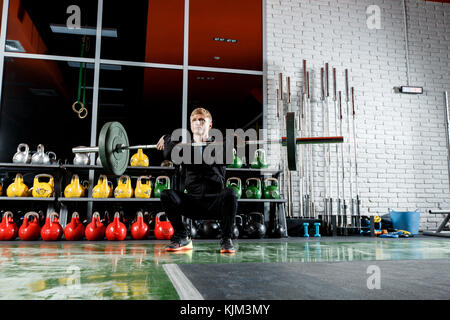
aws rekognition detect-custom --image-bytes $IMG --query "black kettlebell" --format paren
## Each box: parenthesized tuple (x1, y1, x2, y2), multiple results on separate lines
(270, 215, 285, 238)
(244, 212, 267, 239)
(199, 220, 221, 239)
(189, 221, 198, 239)
(232, 216, 241, 240)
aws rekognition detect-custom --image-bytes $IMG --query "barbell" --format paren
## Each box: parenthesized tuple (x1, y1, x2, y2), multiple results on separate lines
(72, 112, 343, 175)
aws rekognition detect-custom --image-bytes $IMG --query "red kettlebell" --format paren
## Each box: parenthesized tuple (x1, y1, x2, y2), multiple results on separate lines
(41, 212, 63, 241)
(0, 211, 18, 241)
(64, 212, 85, 241)
(131, 211, 149, 240)
(85, 212, 105, 241)
(19, 211, 41, 241)
(154, 212, 174, 240)
(106, 212, 127, 241)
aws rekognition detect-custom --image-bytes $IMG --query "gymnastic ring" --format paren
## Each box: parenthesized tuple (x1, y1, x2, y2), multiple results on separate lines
(77, 107, 88, 119)
(72, 101, 84, 113)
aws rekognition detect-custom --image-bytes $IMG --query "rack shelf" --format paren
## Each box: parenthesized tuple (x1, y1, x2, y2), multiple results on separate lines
(58, 197, 286, 203)
(0, 196, 56, 201)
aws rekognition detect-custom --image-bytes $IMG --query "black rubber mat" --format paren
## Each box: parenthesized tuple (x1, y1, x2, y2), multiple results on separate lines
(178, 259, 450, 300)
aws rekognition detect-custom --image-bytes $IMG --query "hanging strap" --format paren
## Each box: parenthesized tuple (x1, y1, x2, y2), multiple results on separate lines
(72, 36, 88, 119)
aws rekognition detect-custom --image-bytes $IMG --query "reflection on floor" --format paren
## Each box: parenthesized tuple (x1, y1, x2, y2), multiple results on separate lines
(0, 237, 450, 300)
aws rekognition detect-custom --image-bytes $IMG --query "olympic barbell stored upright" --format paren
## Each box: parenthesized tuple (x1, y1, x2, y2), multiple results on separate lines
(72, 116, 344, 176)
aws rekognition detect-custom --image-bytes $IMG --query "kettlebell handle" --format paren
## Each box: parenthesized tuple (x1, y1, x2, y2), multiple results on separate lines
(47, 212, 59, 222)
(227, 177, 241, 185)
(92, 211, 101, 220)
(24, 211, 39, 221)
(264, 177, 278, 187)
(2, 211, 13, 221)
(18, 143, 29, 153)
(246, 178, 261, 187)
(249, 212, 264, 223)
(71, 212, 80, 219)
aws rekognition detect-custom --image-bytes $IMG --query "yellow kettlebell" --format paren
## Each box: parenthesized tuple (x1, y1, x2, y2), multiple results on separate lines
(0, 181, 3, 196)
(92, 175, 111, 198)
(7, 173, 29, 197)
(32, 174, 54, 198)
(130, 149, 149, 167)
(135, 176, 152, 198)
(114, 175, 134, 198)
(64, 174, 85, 198)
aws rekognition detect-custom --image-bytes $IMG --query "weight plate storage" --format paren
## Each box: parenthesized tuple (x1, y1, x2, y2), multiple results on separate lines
(285, 112, 297, 171)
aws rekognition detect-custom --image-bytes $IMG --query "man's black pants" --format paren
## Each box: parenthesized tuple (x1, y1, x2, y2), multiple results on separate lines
(160, 188, 238, 239)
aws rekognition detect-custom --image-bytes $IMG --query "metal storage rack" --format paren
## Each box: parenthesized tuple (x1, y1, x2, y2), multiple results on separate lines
(0, 163, 288, 237)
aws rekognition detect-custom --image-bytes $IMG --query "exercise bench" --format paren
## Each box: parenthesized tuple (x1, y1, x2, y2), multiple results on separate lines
(423, 210, 450, 238)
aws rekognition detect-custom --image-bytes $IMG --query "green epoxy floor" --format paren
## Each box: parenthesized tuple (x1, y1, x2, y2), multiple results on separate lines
(1, 237, 450, 300)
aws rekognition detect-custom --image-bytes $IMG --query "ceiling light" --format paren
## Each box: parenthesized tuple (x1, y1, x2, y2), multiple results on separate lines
(85, 86, 124, 92)
(213, 37, 237, 43)
(50, 24, 117, 37)
(67, 62, 122, 71)
(5, 40, 25, 52)
(196, 76, 215, 80)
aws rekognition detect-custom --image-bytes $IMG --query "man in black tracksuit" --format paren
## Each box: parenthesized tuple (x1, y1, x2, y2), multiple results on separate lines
(156, 107, 237, 253)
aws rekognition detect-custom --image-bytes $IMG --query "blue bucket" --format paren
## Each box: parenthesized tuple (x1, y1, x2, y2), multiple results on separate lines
(389, 210, 420, 235)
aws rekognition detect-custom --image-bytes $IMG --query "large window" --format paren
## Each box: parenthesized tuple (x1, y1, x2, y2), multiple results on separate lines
(0, 0, 263, 163)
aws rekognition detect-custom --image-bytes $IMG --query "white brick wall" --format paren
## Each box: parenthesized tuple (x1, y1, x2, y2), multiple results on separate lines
(264, 0, 450, 230)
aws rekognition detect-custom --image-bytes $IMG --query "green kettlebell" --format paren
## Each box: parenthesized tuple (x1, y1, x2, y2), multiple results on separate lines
(227, 148, 243, 169)
(226, 177, 242, 199)
(263, 178, 280, 199)
(245, 178, 262, 199)
(250, 149, 268, 169)
(154, 176, 171, 198)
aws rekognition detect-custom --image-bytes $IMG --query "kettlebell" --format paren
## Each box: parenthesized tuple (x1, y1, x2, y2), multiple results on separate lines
(235, 214, 244, 238)
(64, 212, 85, 241)
(31, 144, 50, 164)
(64, 174, 85, 198)
(135, 176, 152, 198)
(85, 212, 106, 241)
(19, 211, 41, 241)
(244, 212, 267, 239)
(199, 220, 221, 239)
(0, 181, 3, 196)
(227, 148, 243, 168)
(114, 175, 134, 198)
(270, 214, 285, 238)
(41, 212, 63, 241)
(73, 148, 90, 165)
(250, 149, 268, 169)
(244, 178, 262, 199)
(130, 148, 149, 167)
(154, 176, 171, 198)
(188, 221, 198, 239)
(154, 212, 174, 240)
(92, 175, 111, 198)
(7, 173, 29, 197)
(32, 174, 54, 198)
(12, 143, 31, 164)
(0, 211, 18, 241)
(131, 211, 149, 240)
(226, 177, 242, 199)
(263, 178, 280, 199)
(106, 212, 127, 241)
(232, 216, 241, 240)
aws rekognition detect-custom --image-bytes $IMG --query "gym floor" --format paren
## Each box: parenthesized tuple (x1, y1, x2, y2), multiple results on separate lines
(1, 236, 450, 300)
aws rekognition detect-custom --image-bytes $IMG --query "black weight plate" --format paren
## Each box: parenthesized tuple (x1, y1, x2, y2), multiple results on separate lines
(98, 122, 129, 176)
(285, 112, 297, 171)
